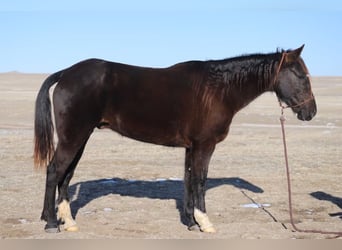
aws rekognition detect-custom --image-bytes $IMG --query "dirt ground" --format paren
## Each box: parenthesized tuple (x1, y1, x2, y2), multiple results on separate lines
(0, 73, 341, 239)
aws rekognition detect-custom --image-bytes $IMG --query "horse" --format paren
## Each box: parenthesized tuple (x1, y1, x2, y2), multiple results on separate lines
(34, 45, 316, 233)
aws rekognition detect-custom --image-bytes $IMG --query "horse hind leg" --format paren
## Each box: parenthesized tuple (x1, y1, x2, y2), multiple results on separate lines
(42, 135, 89, 233)
(41, 157, 59, 233)
(56, 141, 88, 232)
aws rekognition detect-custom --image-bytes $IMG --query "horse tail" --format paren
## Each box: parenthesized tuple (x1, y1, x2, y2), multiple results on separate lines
(34, 70, 64, 169)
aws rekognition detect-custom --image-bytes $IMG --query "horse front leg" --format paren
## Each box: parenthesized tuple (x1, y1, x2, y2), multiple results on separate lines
(184, 148, 197, 230)
(184, 141, 216, 233)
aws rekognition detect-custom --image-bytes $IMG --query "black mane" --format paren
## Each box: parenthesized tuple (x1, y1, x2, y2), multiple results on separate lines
(207, 51, 283, 90)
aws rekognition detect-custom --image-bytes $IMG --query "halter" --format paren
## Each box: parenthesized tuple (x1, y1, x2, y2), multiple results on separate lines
(273, 52, 314, 113)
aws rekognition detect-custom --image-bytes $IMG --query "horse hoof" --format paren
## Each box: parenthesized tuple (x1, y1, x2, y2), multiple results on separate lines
(201, 226, 217, 233)
(65, 225, 79, 232)
(44, 226, 60, 233)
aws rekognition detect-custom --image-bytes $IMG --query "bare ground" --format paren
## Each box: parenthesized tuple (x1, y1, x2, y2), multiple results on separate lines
(0, 73, 341, 239)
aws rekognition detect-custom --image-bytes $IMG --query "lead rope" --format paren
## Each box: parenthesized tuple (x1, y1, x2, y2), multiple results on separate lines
(279, 107, 342, 238)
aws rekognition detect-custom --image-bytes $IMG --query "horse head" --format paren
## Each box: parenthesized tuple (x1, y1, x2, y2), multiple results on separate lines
(275, 45, 317, 121)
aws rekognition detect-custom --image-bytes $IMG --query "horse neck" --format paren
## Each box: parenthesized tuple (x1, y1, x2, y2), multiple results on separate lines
(208, 54, 280, 111)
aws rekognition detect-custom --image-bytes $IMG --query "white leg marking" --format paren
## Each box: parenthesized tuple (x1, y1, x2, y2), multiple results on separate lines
(57, 200, 79, 232)
(194, 208, 216, 233)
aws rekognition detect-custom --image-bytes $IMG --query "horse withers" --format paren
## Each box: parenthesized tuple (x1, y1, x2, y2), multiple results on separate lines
(34, 45, 316, 233)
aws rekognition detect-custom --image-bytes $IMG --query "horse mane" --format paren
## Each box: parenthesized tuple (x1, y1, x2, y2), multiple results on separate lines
(207, 51, 282, 91)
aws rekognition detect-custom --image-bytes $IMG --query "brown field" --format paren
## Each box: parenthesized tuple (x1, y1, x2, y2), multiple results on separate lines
(0, 73, 341, 239)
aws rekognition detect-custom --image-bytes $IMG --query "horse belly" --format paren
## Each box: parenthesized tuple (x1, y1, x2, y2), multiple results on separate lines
(104, 113, 191, 147)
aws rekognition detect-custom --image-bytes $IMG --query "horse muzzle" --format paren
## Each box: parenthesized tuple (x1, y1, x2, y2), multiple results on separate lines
(295, 101, 317, 121)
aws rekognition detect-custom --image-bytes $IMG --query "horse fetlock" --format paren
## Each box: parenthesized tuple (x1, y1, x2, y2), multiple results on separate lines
(194, 208, 216, 233)
(57, 199, 79, 232)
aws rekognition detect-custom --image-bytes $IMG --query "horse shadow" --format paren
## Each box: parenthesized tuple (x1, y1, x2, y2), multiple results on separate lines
(310, 191, 342, 219)
(68, 177, 263, 225)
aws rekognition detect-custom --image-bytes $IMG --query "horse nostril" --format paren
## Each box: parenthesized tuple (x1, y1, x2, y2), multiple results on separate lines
(305, 114, 313, 121)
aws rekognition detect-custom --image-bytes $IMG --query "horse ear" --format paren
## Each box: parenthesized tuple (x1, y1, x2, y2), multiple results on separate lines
(284, 44, 305, 63)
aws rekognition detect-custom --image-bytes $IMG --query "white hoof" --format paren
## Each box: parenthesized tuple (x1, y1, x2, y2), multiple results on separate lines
(63, 218, 79, 232)
(201, 226, 216, 233)
(65, 224, 79, 232)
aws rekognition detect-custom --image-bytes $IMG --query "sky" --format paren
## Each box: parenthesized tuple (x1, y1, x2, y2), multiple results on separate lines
(1, 0, 341, 76)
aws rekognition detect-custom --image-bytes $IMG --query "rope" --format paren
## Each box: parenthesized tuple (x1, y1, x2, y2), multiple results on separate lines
(279, 108, 342, 238)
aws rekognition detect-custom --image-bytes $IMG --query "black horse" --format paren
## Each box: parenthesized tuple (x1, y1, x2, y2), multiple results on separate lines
(34, 45, 316, 233)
